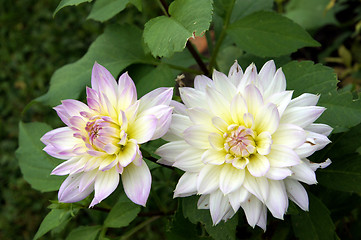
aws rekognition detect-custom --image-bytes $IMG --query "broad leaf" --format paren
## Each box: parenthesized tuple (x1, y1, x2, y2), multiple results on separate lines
(291, 194, 336, 240)
(54, 0, 93, 17)
(166, 209, 203, 240)
(228, 11, 320, 57)
(34, 209, 73, 240)
(182, 196, 238, 240)
(104, 196, 140, 228)
(16, 122, 65, 192)
(36, 24, 147, 107)
(143, 0, 213, 57)
(66, 225, 102, 240)
(285, 0, 338, 30)
(283, 61, 361, 133)
(87, 0, 130, 22)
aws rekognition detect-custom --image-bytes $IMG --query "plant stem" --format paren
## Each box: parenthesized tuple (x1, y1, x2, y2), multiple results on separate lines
(120, 216, 160, 240)
(208, 0, 235, 72)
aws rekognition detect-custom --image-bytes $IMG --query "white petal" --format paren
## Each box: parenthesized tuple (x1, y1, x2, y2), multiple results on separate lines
(117, 72, 137, 110)
(187, 107, 217, 131)
(121, 160, 151, 206)
(238, 63, 258, 92)
(173, 148, 204, 172)
(58, 173, 94, 203)
(305, 123, 333, 136)
(183, 125, 212, 149)
(79, 170, 98, 192)
(307, 158, 331, 171)
(264, 68, 286, 98)
(228, 60, 243, 87)
(255, 131, 272, 155)
(247, 154, 270, 177)
(230, 94, 248, 125)
(174, 172, 198, 198)
(266, 90, 293, 117)
(267, 145, 301, 168)
(284, 179, 309, 211)
(90, 168, 119, 207)
(256, 205, 267, 231)
(128, 115, 157, 144)
(206, 87, 232, 123)
(212, 116, 229, 133)
(240, 195, 262, 228)
(179, 87, 208, 109)
(220, 164, 245, 194)
(265, 167, 292, 180)
(288, 93, 320, 107)
(289, 161, 317, 184)
(228, 187, 250, 212)
(155, 140, 189, 165)
(243, 173, 269, 202)
(265, 180, 288, 219)
(213, 70, 237, 101)
(244, 84, 264, 117)
(170, 100, 187, 115)
(162, 114, 192, 141)
(138, 87, 173, 112)
(197, 165, 222, 194)
(272, 123, 306, 149)
(202, 149, 226, 165)
(91, 63, 117, 105)
(197, 194, 210, 209)
(210, 190, 231, 225)
(51, 157, 79, 175)
(116, 140, 137, 167)
(194, 75, 213, 92)
(258, 60, 276, 91)
(281, 106, 325, 128)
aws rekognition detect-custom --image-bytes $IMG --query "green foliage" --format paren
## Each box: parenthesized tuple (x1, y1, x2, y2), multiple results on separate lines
(228, 11, 320, 57)
(87, 0, 130, 22)
(143, 0, 213, 57)
(36, 24, 147, 107)
(291, 194, 336, 240)
(16, 122, 65, 192)
(104, 196, 141, 228)
(283, 61, 361, 133)
(66, 225, 102, 240)
(54, 0, 93, 16)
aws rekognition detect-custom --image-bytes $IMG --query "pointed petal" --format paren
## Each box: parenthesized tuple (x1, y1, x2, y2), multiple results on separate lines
(255, 102, 279, 134)
(210, 190, 231, 225)
(281, 106, 325, 128)
(117, 72, 137, 110)
(174, 172, 198, 197)
(247, 154, 270, 177)
(244, 84, 263, 117)
(259, 60, 276, 90)
(194, 75, 213, 92)
(305, 123, 333, 136)
(265, 180, 288, 219)
(58, 173, 94, 203)
(91, 62, 117, 104)
(179, 87, 208, 109)
(197, 194, 210, 209)
(138, 87, 173, 112)
(90, 168, 119, 207)
(220, 164, 245, 194)
(162, 114, 192, 141)
(289, 161, 317, 184)
(284, 179, 309, 211)
(228, 60, 243, 87)
(265, 167, 292, 180)
(264, 67, 286, 97)
(230, 94, 248, 125)
(213, 70, 237, 101)
(197, 165, 222, 194)
(272, 123, 306, 149)
(228, 187, 250, 212)
(288, 93, 319, 107)
(121, 160, 151, 206)
(266, 90, 293, 117)
(267, 145, 301, 168)
(51, 157, 80, 175)
(128, 115, 157, 144)
(173, 148, 204, 172)
(155, 140, 189, 165)
(243, 173, 269, 202)
(206, 86, 232, 123)
(241, 195, 262, 228)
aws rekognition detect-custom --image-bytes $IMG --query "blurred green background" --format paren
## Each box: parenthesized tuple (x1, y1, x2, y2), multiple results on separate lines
(1, 0, 361, 239)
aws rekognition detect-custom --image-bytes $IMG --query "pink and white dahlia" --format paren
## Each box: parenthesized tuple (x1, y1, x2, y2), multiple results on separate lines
(156, 60, 331, 230)
(41, 63, 173, 207)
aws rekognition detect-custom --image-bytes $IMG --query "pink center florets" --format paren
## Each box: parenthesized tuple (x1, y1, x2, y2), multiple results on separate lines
(224, 126, 257, 159)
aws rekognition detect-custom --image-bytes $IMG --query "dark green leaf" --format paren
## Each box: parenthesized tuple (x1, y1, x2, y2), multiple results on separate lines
(66, 225, 102, 240)
(166, 210, 201, 240)
(228, 11, 320, 57)
(87, 0, 129, 22)
(182, 196, 238, 240)
(36, 24, 147, 107)
(283, 61, 361, 133)
(34, 209, 73, 240)
(104, 196, 140, 228)
(16, 122, 65, 192)
(231, 0, 273, 22)
(143, 0, 213, 57)
(291, 194, 336, 240)
(54, 0, 93, 17)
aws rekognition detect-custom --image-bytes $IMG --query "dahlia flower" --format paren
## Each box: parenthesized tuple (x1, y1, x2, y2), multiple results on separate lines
(156, 60, 331, 230)
(41, 63, 173, 207)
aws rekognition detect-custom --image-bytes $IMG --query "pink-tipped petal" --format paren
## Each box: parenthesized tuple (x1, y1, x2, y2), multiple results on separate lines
(90, 168, 119, 207)
(138, 87, 173, 112)
(209, 190, 232, 225)
(91, 62, 118, 104)
(174, 172, 198, 198)
(121, 160, 151, 206)
(117, 72, 137, 110)
(194, 75, 213, 92)
(59, 173, 94, 203)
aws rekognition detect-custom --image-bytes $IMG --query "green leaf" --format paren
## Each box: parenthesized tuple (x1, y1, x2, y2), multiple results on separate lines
(231, 0, 273, 22)
(143, 0, 213, 57)
(285, 0, 338, 30)
(16, 122, 65, 192)
(104, 197, 140, 228)
(129, 0, 142, 11)
(283, 61, 361, 133)
(54, 0, 93, 17)
(135, 64, 175, 97)
(34, 209, 73, 240)
(182, 196, 238, 240)
(318, 154, 361, 194)
(36, 24, 147, 107)
(291, 194, 336, 240)
(66, 225, 102, 240)
(228, 11, 320, 57)
(87, 0, 129, 22)
(166, 209, 202, 240)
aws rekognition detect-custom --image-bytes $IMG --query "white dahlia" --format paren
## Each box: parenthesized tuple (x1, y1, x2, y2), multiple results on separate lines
(41, 63, 173, 207)
(156, 60, 332, 230)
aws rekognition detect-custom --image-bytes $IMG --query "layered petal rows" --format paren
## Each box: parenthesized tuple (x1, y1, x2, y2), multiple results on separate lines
(156, 60, 331, 230)
(41, 63, 173, 207)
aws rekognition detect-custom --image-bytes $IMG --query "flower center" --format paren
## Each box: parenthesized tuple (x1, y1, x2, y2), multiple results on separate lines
(224, 125, 256, 158)
(85, 116, 122, 153)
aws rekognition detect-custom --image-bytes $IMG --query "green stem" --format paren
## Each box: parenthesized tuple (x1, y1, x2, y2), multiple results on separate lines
(157, 0, 169, 16)
(99, 227, 108, 239)
(120, 216, 160, 240)
(208, 0, 235, 73)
